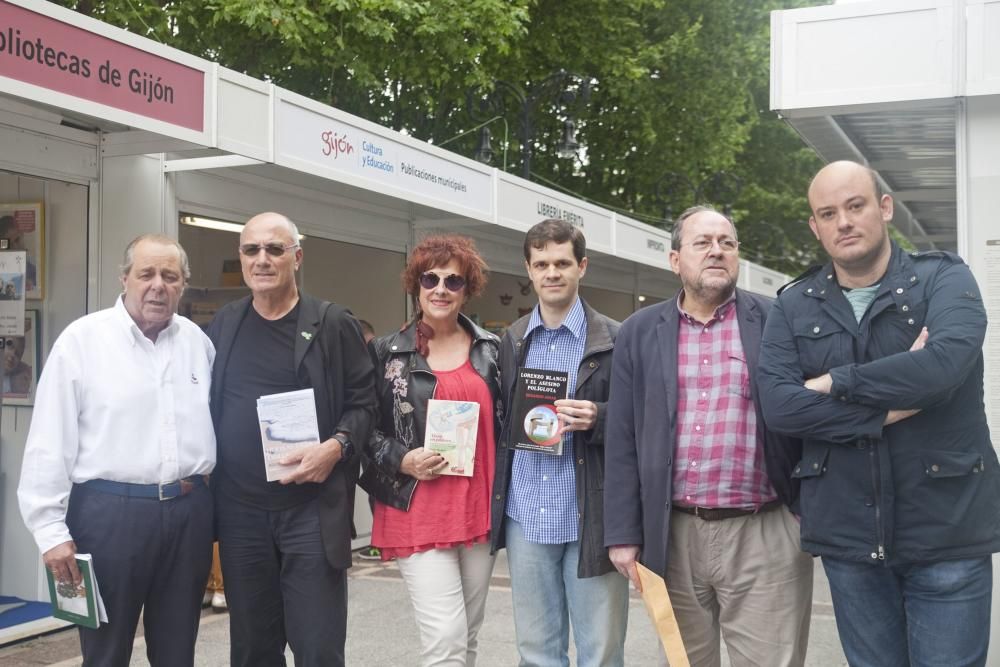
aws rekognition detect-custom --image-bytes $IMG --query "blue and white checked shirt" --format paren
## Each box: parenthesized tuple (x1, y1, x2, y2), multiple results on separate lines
(506, 297, 587, 544)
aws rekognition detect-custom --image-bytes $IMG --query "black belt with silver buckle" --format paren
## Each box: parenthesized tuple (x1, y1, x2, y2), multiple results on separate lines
(80, 475, 207, 501)
(672, 498, 782, 521)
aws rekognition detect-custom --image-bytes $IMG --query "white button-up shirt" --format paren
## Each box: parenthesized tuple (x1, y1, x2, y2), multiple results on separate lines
(18, 297, 216, 553)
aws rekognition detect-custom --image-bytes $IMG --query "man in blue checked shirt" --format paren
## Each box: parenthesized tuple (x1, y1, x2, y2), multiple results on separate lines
(489, 218, 627, 667)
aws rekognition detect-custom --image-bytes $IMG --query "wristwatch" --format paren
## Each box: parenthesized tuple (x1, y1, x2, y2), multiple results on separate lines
(332, 433, 354, 461)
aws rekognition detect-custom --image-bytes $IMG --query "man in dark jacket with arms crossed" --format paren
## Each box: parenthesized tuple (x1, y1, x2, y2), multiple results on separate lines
(758, 161, 1000, 667)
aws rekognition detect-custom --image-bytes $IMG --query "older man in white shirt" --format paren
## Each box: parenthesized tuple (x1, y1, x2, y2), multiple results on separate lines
(18, 234, 216, 666)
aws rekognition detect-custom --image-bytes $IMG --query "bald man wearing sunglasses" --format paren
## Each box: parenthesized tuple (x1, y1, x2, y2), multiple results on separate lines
(206, 212, 377, 667)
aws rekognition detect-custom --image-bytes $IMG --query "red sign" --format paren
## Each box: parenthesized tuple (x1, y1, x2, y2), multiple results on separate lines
(0, 1, 204, 132)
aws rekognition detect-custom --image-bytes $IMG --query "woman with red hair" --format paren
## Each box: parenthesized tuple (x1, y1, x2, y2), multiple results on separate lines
(361, 234, 500, 666)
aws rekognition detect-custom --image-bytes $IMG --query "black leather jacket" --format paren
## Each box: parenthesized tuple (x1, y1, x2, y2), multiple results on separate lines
(359, 314, 502, 511)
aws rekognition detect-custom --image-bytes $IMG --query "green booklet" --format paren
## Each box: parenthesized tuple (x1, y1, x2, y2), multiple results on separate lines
(45, 553, 107, 629)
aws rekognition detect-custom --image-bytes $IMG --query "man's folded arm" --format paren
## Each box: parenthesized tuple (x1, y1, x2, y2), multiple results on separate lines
(828, 261, 986, 410)
(758, 299, 886, 444)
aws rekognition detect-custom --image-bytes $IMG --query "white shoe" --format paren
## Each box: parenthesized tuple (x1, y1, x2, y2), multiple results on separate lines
(211, 591, 227, 611)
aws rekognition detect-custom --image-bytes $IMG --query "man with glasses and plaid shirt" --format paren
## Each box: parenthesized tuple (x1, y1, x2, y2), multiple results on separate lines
(207, 212, 376, 667)
(490, 218, 628, 667)
(604, 205, 812, 667)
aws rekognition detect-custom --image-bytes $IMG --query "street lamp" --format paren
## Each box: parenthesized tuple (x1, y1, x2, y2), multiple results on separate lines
(655, 171, 744, 226)
(474, 127, 495, 165)
(467, 70, 592, 179)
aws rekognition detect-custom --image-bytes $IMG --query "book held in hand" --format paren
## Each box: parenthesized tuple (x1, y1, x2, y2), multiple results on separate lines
(510, 368, 569, 455)
(257, 388, 321, 482)
(46, 553, 107, 629)
(424, 399, 480, 476)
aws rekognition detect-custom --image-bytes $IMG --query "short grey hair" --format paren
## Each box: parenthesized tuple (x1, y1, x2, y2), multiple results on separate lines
(670, 204, 738, 251)
(120, 234, 191, 281)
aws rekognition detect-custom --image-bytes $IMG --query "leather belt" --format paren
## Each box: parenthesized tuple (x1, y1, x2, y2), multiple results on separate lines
(80, 475, 208, 501)
(672, 499, 782, 521)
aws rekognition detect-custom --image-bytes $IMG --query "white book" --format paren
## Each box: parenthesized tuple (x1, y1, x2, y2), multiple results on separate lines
(257, 388, 321, 482)
(424, 399, 480, 477)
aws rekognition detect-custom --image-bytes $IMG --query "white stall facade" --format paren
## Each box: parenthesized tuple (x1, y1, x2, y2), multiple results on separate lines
(0, 0, 789, 641)
(771, 0, 1000, 659)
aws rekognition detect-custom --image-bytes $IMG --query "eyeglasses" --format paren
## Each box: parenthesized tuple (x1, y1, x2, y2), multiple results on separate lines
(683, 238, 739, 254)
(239, 243, 299, 257)
(419, 272, 466, 292)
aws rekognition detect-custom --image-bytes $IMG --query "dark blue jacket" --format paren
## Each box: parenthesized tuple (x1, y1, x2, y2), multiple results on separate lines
(603, 289, 801, 579)
(758, 243, 1000, 565)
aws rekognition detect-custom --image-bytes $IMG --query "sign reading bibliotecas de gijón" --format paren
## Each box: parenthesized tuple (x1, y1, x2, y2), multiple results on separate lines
(0, 0, 204, 131)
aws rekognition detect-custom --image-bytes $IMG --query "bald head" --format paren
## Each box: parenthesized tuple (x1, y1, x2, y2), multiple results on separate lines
(806, 160, 894, 285)
(239, 212, 303, 302)
(241, 212, 300, 244)
(808, 161, 882, 211)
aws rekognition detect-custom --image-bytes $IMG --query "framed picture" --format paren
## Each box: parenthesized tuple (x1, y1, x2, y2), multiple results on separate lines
(3, 309, 40, 406)
(0, 202, 44, 300)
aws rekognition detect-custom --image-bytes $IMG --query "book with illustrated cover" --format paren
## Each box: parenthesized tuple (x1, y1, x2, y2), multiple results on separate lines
(257, 388, 321, 482)
(510, 368, 569, 456)
(46, 553, 107, 629)
(424, 399, 480, 476)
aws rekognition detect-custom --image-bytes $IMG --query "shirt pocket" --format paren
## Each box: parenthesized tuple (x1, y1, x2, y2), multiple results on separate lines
(792, 314, 851, 377)
(726, 351, 752, 400)
(873, 297, 928, 356)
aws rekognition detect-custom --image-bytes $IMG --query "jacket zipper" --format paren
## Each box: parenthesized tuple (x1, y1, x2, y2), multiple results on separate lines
(869, 444, 886, 561)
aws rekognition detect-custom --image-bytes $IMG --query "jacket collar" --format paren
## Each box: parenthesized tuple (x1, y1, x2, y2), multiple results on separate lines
(387, 312, 493, 355)
(508, 298, 613, 357)
(660, 287, 757, 323)
(292, 293, 324, 371)
(216, 292, 322, 371)
(524, 297, 586, 340)
(802, 241, 912, 299)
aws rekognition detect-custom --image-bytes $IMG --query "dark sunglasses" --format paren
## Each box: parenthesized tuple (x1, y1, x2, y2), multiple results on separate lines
(419, 272, 466, 292)
(239, 242, 299, 257)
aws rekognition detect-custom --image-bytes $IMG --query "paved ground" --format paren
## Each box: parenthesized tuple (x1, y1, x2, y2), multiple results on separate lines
(0, 552, 847, 666)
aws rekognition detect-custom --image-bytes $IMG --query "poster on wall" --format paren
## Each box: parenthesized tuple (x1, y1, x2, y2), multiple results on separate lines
(0, 203, 44, 300)
(3, 310, 39, 406)
(0, 250, 26, 336)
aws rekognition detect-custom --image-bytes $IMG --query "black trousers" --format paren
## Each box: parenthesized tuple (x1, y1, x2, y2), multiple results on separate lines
(66, 482, 214, 667)
(217, 495, 348, 667)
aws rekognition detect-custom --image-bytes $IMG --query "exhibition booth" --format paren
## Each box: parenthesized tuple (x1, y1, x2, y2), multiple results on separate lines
(771, 0, 1000, 655)
(0, 0, 789, 640)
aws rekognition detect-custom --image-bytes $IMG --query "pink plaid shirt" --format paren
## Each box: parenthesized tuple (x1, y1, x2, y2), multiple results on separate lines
(672, 295, 776, 509)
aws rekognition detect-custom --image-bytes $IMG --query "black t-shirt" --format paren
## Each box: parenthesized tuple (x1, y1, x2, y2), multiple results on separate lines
(216, 303, 318, 510)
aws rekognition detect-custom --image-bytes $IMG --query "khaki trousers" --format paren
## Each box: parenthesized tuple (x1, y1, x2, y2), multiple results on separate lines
(660, 507, 813, 667)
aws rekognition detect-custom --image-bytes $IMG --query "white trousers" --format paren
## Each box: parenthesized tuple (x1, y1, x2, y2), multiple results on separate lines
(396, 542, 496, 667)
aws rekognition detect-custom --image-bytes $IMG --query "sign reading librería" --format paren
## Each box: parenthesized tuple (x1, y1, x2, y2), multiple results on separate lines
(0, 1, 204, 131)
(497, 177, 613, 253)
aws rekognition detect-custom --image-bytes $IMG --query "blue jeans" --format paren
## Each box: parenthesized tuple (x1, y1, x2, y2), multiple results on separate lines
(505, 518, 628, 667)
(822, 555, 992, 667)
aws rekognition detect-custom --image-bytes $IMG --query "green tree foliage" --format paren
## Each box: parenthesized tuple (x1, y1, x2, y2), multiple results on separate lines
(58, 0, 825, 274)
